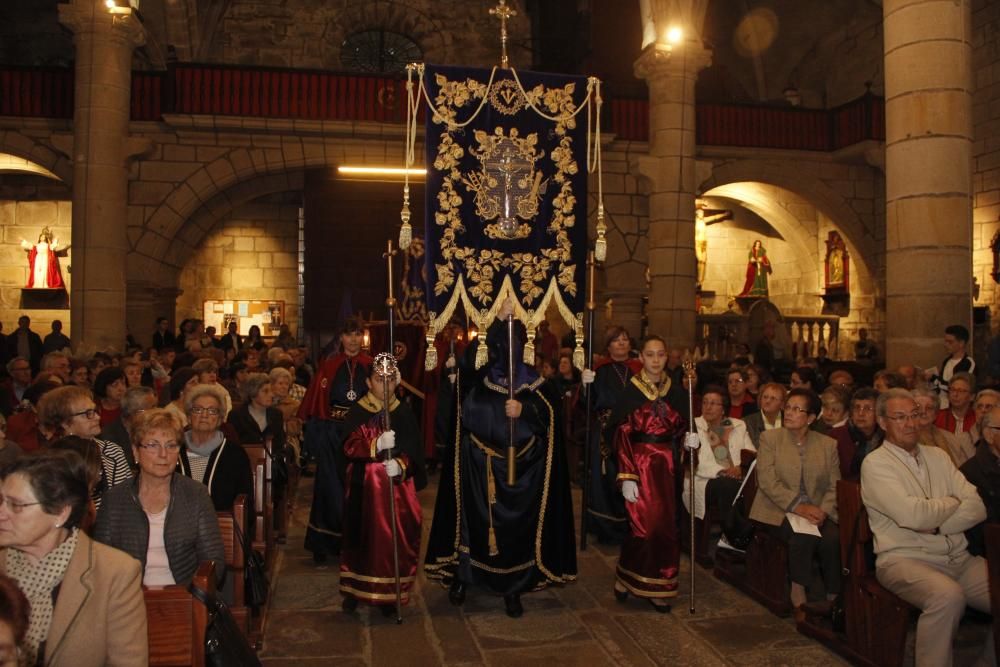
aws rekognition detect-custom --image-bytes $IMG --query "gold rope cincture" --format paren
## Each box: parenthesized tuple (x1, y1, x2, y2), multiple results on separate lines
(472, 434, 501, 556)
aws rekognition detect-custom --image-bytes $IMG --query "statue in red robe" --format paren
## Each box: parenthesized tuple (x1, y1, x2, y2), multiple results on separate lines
(21, 228, 64, 289)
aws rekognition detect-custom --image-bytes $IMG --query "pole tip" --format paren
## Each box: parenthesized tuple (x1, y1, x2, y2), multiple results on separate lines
(396, 617, 403, 625)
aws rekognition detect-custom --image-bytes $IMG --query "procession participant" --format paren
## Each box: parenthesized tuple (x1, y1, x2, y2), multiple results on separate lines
(424, 298, 576, 618)
(339, 363, 426, 615)
(611, 335, 692, 612)
(578, 325, 641, 544)
(298, 317, 372, 562)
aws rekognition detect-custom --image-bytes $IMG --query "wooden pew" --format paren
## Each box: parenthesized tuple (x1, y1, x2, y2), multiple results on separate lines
(265, 435, 290, 545)
(986, 523, 1000, 662)
(145, 561, 215, 667)
(798, 480, 914, 667)
(216, 494, 250, 641)
(241, 443, 273, 572)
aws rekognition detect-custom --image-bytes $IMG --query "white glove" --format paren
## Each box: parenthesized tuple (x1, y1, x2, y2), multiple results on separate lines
(445, 356, 456, 369)
(581, 369, 596, 385)
(376, 430, 396, 453)
(384, 459, 401, 478)
(622, 480, 639, 503)
(683, 432, 700, 451)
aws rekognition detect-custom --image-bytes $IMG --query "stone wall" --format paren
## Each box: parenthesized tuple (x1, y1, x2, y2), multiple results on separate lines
(0, 199, 72, 337)
(972, 0, 1000, 329)
(215, 0, 533, 71)
(176, 193, 300, 335)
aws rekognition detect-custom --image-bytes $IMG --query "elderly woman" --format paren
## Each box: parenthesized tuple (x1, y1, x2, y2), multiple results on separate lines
(683, 385, 755, 530)
(270, 367, 303, 464)
(819, 386, 850, 430)
(749, 387, 841, 618)
(92, 367, 127, 429)
(193, 358, 233, 418)
(164, 367, 198, 428)
(68, 360, 90, 389)
(94, 409, 225, 590)
(228, 373, 287, 452)
(0, 450, 147, 666)
(179, 384, 253, 513)
(37, 386, 132, 508)
(913, 384, 973, 467)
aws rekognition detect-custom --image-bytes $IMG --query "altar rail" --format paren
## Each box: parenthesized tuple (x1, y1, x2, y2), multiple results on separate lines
(1, 64, 884, 151)
(696, 313, 840, 362)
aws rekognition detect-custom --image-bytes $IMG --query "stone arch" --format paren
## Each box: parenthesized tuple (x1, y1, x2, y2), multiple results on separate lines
(0, 130, 72, 184)
(327, 1, 453, 65)
(699, 159, 878, 269)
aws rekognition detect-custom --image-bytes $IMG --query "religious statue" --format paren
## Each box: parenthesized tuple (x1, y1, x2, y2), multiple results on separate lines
(20, 227, 64, 289)
(737, 240, 771, 297)
(824, 230, 849, 291)
(694, 201, 733, 288)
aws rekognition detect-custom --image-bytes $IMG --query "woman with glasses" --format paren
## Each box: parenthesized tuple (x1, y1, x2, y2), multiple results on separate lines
(0, 450, 147, 666)
(178, 384, 253, 513)
(749, 387, 841, 619)
(94, 409, 224, 589)
(37, 386, 132, 509)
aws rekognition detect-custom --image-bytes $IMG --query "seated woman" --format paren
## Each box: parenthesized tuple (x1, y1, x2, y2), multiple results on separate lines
(0, 416, 23, 468)
(94, 409, 225, 590)
(819, 386, 850, 430)
(749, 387, 841, 618)
(164, 367, 198, 428)
(178, 384, 253, 512)
(0, 450, 147, 666)
(37, 386, 132, 509)
(48, 435, 105, 532)
(228, 373, 287, 452)
(92, 368, 127, 429)
(682, 385, 755, 532)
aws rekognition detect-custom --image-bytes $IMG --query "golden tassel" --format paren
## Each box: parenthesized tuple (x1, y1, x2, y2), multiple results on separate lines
(476, 341, 488, 369)
(486, 450, 499, 556)
(523, 326, 535, 366)
(573, 329, 585, 370)
(424, 329, 437, 371)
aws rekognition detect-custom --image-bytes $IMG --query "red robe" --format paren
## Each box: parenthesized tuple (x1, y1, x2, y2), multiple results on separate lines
(298, 352, 373, 422)
(339, 395, 423, 606)
(615, 375, 686, 600)
(26, 245, 63, 289)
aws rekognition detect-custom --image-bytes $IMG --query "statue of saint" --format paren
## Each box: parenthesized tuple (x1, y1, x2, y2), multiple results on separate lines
(737, 240, 771, 297)
(694, 202, 733, 288)
(21, 228, 64, 289)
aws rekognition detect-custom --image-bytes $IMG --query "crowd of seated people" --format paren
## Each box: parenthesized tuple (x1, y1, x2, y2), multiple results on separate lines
(0, 315, 312, 664)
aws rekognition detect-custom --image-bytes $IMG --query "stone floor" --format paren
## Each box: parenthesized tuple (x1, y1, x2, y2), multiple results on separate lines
(256, 470, 864, 667)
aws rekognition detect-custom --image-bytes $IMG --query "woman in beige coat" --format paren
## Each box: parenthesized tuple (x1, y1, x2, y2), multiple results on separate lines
(0, 450, 146, 666)
(750, 387, 841, 616)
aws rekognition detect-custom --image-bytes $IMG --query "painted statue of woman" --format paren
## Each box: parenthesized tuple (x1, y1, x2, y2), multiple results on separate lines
(738, 240, 771, 297)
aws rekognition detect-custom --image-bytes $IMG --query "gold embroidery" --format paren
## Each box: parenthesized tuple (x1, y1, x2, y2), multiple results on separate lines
(630, 371, 672, 401)
(616, 473, 640, 482)
(489, 78, 526, 115)
(616, 564, 678, 586)
(470, 558, 535, 574)
(615, 577, 678, 599)
(340, 571, 417, 584)
(339, 584, 411, 602)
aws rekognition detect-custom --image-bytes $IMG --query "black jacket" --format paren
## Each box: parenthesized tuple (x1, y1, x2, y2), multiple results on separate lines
(177, 436, 254, 515)
(227, 403, 286, 453)
(99, 418, 136, 468)
(959, 442, 1000, 557)
(6, 330, 43, 372)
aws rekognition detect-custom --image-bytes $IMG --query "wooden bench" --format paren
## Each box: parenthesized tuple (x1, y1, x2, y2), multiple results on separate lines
(797, 480, 914, 666)
(145, 561, 215, 667)
(241, 443, 274, 572)
(216, 494, 252, 642)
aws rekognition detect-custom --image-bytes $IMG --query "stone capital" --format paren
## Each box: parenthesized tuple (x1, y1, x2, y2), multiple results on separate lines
(59, 2, 145, 49)
(633, 41, 712, 83)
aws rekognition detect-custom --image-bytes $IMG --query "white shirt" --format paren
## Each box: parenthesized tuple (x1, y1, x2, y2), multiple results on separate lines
(143, 507, 175, 586)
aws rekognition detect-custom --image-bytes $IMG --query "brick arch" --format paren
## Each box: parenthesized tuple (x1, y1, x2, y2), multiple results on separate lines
(0, 130, 72, 184)
(329, 1, 453, 64)
(700, 159, 878, 270)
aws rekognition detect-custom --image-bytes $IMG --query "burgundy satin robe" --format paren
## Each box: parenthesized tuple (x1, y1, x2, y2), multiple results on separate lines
(614, 394, 686, 599)
(339, 416, 422, 606)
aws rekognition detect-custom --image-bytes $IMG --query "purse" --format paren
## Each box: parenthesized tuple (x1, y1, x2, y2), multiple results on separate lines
(189, 579, 262, 667)
(234, 518, 269, 610)
(722, 459, 757, 551)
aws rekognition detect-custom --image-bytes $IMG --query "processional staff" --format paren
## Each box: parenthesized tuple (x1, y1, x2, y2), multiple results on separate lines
(684, 359, 697, 614)
(380, 239, 403, 624)
(579, 251, 597, 551)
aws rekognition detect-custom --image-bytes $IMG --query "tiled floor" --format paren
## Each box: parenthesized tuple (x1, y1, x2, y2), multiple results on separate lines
(256, 471, 984, 666)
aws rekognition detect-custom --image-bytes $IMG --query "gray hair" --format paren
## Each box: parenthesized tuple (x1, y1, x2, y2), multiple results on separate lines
(121, 386, 156, 417)
(41, 352, 68, 370)
(950, 371, 976, 392)
(184, 383, 228, 413)
(910, 384, 938, 402)
(5, 357, 28, 375)
(268, 367, 292, 384)
(975, 389, 1000, 405)
(241, 373, 271, 403)
(876, 388, 916, 418)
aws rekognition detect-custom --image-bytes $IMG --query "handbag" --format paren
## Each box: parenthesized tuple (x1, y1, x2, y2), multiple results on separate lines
(189, 578, 262, 667)
(234, 517, 269, 610)
(722, 459, 757, 551)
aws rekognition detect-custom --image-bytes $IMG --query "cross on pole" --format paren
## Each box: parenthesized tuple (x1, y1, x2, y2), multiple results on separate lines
(489, 0, 517, 69)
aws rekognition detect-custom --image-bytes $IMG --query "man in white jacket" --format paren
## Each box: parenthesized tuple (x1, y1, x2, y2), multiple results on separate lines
(861, 388, 992, 667)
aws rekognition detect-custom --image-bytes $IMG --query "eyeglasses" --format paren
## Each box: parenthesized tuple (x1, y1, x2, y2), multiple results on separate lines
(0, 495, 41, 514)
(70, 408, 98, 419)
(783, 405, 809, 415)
(190, 407, 220, 417)
(852, 405, 874, 414)
(885, 412, 921, 423)
(138, 442, 181, 453)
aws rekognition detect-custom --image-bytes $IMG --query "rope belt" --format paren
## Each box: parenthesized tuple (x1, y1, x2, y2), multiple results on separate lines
(470, 434, 536, 556)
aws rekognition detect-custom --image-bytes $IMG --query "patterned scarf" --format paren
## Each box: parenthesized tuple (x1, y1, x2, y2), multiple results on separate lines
(7, 529, 79, 666)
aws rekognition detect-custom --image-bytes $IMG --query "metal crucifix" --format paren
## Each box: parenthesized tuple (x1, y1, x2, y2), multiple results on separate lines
(489, 0, 517, 69)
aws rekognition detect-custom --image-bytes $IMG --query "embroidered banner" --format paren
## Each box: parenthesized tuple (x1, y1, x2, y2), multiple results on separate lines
(418, 64, 593, 366)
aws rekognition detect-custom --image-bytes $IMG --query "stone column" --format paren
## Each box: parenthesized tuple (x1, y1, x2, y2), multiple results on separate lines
(883, 0, 973, 367)
(59, 0, 144, 350)
(633, 41, 711, 349)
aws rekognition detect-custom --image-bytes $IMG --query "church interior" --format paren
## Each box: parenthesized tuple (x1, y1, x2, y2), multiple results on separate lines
(0, 0, 997, 665)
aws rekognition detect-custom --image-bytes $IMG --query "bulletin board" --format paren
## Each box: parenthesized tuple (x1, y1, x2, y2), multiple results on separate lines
(203, 300, 285, 337)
